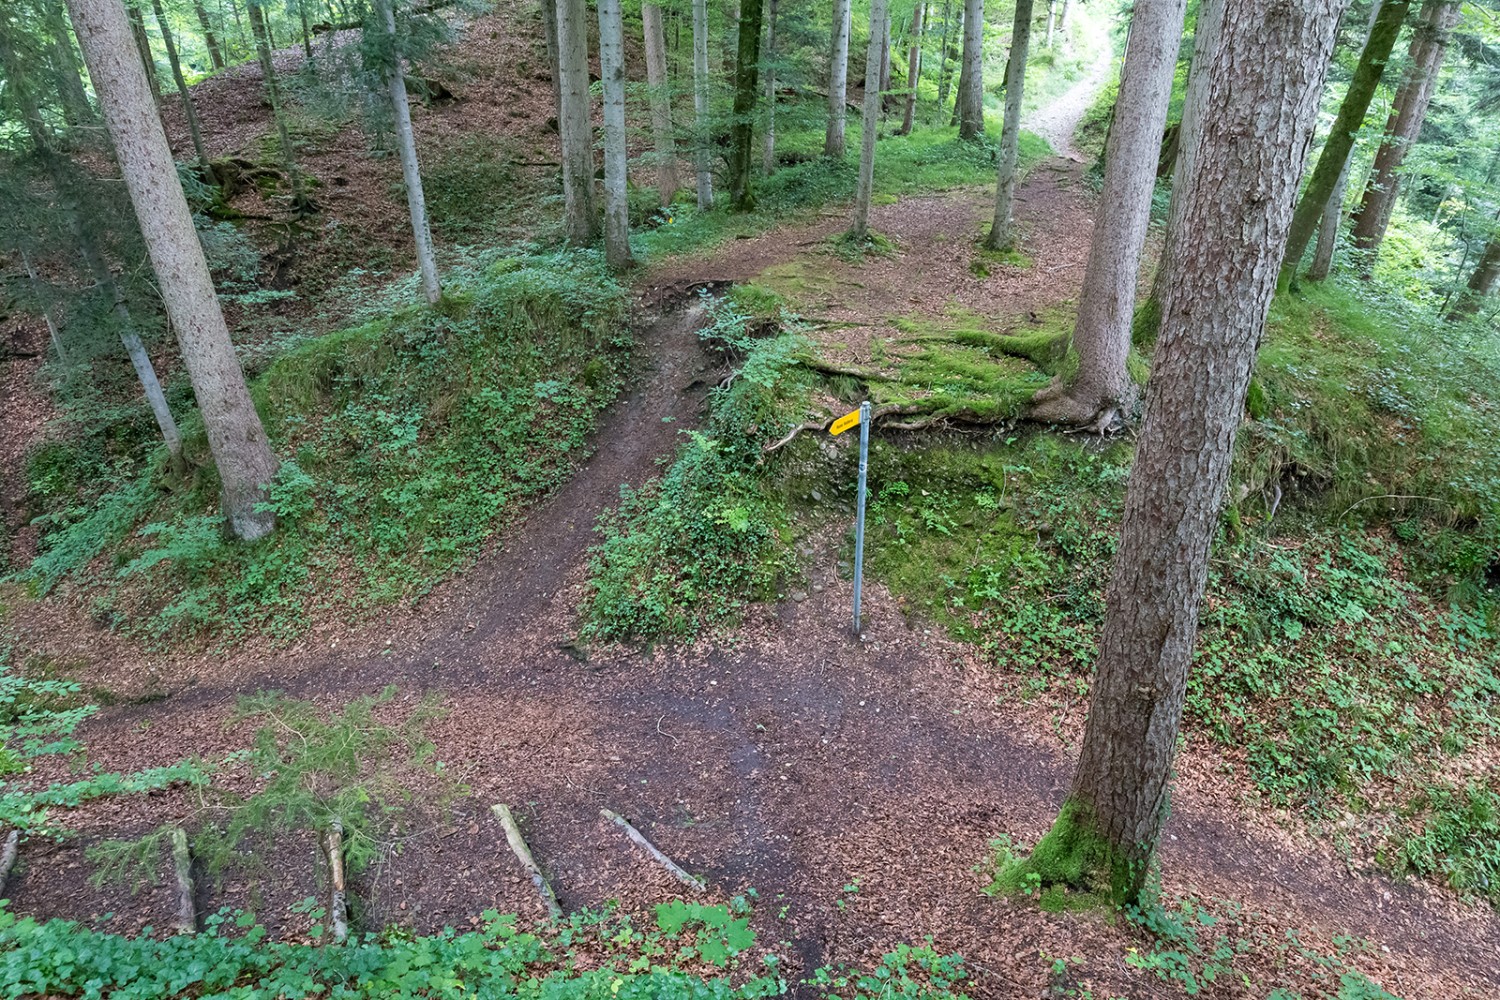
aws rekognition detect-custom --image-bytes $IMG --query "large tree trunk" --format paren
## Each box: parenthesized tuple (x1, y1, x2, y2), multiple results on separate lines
(727, 0, 764, 209)
(540, 0, 562, 124)
(1029, 0, 1188, 429)
(1021, 0, 1349, 906)
(824, 0, 852, 157)
(761, 0, 780, 173)
(643, 3, 682, 202)
(374, 0, 441, 302)
(249, 0, 313, 213)
(1447, 233, 1500, 320)
(1279, 0, 1410, 287)
(691, 0, 714, 207)
(150, 0, 210, 167)
(556, 0, 597, 243)
(986, 0, 1031, 250)
(195, 0, 226, 69)
(67, 0, 282, 540)
(597, 0, 632, 267)
(1350, 0, 1460, 259)
(954, 0, 982, 139)
(898, 2, 923, 135)
(849, 0, 889, 241)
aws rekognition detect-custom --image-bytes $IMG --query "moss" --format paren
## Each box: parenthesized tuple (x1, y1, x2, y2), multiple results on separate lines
(992, 799, 1141, 907)
(1130, 290, 1162, 348)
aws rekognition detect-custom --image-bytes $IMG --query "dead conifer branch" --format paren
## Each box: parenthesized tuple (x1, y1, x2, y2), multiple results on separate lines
(599, 808, 705, 892)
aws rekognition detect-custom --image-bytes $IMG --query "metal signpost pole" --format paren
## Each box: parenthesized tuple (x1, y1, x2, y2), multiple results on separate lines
(851, 401, 870, 635)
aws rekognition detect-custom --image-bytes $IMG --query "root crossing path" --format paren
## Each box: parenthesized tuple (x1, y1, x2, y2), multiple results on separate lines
(7, 185, 1498, 1000)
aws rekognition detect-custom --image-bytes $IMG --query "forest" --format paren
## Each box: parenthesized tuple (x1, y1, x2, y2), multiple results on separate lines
(0, 0, 1499, 994)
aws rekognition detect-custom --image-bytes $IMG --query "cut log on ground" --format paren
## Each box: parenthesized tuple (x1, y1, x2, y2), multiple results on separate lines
(491, 803, 563, 919)
(0, 830, 17, 897)
(324, 820, 349, 943)
(170, 827, 196, 934)
(599, 808, 705, 892)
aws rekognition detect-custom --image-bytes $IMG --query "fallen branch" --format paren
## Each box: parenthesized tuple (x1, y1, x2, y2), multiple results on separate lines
(491, 803, 562, 919)
(0, 830, 18, 896)
(599, 809, 705, 892)
(170, 827, 196, 935)
(324, 820, 349, 943)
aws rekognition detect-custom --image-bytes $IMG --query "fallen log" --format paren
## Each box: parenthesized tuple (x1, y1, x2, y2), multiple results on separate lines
(170, 827, 196, 934)
(599, 809, 704, 892)
(324, 820, 349, 943)
(491, 804, 562, 919)
(0, 830, 18, 896)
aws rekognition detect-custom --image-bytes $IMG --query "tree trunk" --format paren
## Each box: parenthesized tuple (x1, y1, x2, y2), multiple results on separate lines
(1307, 154, 1352, 280)
(824, 0, 852, 157)
(1279, 0, 1410, 287)
(850, 0, 889, 241)
(68, 0, 282, 540)
(375, 0, 442, 302)
(1022, 0, 1349, 906)
(878, 17, 892, 106)
(898, 2, 923, 135)
(1058, 0, 1069, 32)
(249, 0, 313, 213)
(597, 0, 633, 267)
(1349, 0, 1460, 259)
(195, 0, 226, 69)
(540, 0, 562, 125)
(20, 250, 69, 364)
(727, 0, 764, 210)
(557, 0, 597, 242)
(954, 0, 982, 139)
(151, 0, 210, 168)
(761, 0, 780, 173)
(643, 3, 682, 201)
(691, 0, 714, 207)
(986, 0, 1031, 250)
(935, 0, 953, 113)
(1044, 0, 1055, 46)
(1029, 0, 1188, 429)
(1447, 233, 1500, 320)
(126, 1, 162, 104)
(46, 0, 95, 124)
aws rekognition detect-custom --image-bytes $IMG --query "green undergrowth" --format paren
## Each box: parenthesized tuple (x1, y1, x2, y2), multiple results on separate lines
(15, 251, 630, 643)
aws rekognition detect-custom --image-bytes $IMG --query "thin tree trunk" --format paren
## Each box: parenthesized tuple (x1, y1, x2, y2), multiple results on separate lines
(46, 0, 95, 124)
(1024, 0, 1349, 905)
(692, 0, 714, 207)
(761, 0, 780, 173)
(540, 0, 562, 125)
(126, 1, 162, 103)
(1307, 155, 1352, 280)
(195, 0, 226, 69)
(935, 0, 953, 113)
(1030, 0, 1188, 428)
(21, 250, 69, 364)
(557, 0, 597, 242)
(643, 3, 682, 202)
(151, 0, 210, 168)
(68, 0, 282, 540)
(1044, 0, 1055, 46)
(1448, 233, 1500, 320)
(850, 0, 889, 241)
(1279, 0, 1410, 287)
(725, 2, 740, 76)
(1057, 0, 1069, 32)
(986, 0, 1031, 250)
(1350, 0, 1460, 258)
(597, 0, 632, 267)
(727, 0, 764, 209)
(249, 0, 312, 213)
(375, 0, 441, 302)
(298, 0, 313, 61)
(878, 17, 892, 106)
(825, 0, 852, 156)
(899, 2, 923, 135)
(954, 0, 982, 139)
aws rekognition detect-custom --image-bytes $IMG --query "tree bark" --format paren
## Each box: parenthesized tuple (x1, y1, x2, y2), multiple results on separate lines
(761, 0, 780, 173)
(850, 0, 889, 241)
(986, 0, 1031, 250)
(824, 0, 852, 157)
(151, 0, 210, 168)
(692, 0, 714, 207)
(540, 0, 562, 124)
(374, 0, 441, 302)
(68, 0, 282, 540)
(1029, 0, 1188, 429)
(1030, 0, 1349, 905)
(643, 3, 682, 202)
(1447, 233, 1500, 320)
(727, 0, 764, 210)
(898, 1, 923, 135)
(1279, 0, 1410, 287)
(249, 0, 313, 213)
(597, 0, 632, 267)
(195, 0, 226, 68)
(556, 0, 597, 243)
(954, 0, 982, 139)
(1349, 0, 1460, 259)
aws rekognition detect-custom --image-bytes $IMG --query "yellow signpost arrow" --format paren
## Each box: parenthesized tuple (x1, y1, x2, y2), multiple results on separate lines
(829, 408, 863, 436)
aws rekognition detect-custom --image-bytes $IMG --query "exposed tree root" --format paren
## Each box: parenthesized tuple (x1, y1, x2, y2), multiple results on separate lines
(1027, 377, 1131, 434)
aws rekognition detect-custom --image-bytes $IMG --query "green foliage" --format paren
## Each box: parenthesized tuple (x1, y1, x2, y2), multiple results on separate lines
(807, 941, 969, 1000)
(584, 299, 812, 640)
(421, 135, 536, 242)
(1383, 780, 1500, 901)
(989, 800, 1131, 907)
(17, 251, 629, 642)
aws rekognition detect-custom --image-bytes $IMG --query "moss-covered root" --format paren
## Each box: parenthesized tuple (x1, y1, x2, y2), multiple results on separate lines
(992, 799, 1147, 909)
